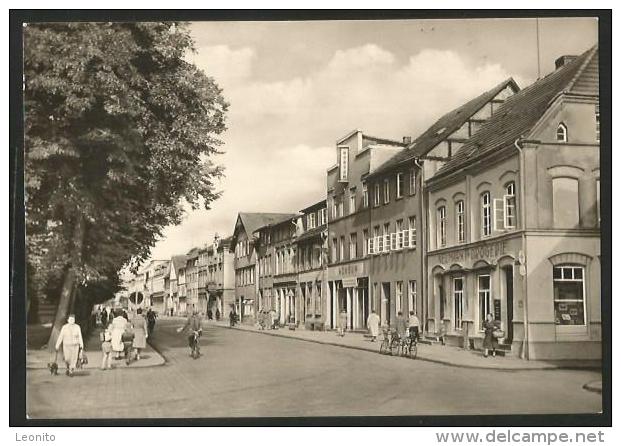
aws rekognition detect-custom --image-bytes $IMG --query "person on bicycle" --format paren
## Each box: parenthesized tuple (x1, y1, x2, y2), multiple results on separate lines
(395, 311, 408, 340)
(177, 310, 203, 355)
(408, 311, 420, 343)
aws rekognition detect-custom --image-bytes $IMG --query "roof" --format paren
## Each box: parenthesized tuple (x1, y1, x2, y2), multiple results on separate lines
(433, 45, 598, 179)
(300, 199, 326, 214)
(295, 224, 326, 243)
(367, 78, 519, 179)
(171, 255, 187, 271)
(236, 212, 299, 238)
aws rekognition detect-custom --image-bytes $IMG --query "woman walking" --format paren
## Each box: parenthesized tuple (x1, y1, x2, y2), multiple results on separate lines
(366, 310, 380, 342)
(100, 326, 113, 370)
(482, 313, 500, 358)
(110, 309, 128, 360)
(54, 314, 84, 377)
(130, 308, 148, 361)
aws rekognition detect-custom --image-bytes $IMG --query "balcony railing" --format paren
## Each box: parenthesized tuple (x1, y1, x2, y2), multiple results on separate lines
(367, 228, 416, 255)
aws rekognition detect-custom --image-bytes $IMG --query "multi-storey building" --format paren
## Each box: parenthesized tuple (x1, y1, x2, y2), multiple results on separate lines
(326, 131, 407, 331)
(294, 200, 328, 329)
(164, 254, 186, 316)
(270, 216, 299, 325)
(177, 260, 187, 315)
(231, 212, 297, 321)
(185, 247, 200, 313)
(425, 46, 600, 360)
(204, 234, 235, 318)
(364, 79, 519, 328)
(197, 246, 209, 313)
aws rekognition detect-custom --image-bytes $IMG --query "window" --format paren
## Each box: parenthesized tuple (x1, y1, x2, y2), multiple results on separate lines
(552, 177, 579, 228)
(453, 277, 464, 330)
(596, 179, 600, 226)
(383, 223, 390, 253)
(349, 188, 356, 214)
(396, 281, 403, 313)
(437, 206, 446, 247)
(331, 238, 337, 263)
(349, 233, 357, 259)
(405, 216, 416, 249)
(332, 198, 337, 219)
(396, 219, 403, 249)
(456, 200, 465, 243)
(339, 146, 349, 181)
(374, 183, 381, 207)
(320, 208, 327, 226)
(338, 200, 344, 218)
(478, 275, 491, 330)
(504, 182, 516, 229)
(481, 192, 492, 237)
(409, 167, 417, 195)
(383, 179, 390, 204)
(363, 229, 369, 256)
(339, 236, 345, 261)
(595, 106, 600, 142)
(408, 280, 417, 315)
(308, 212, 316, 230)
(556, 123, 568, 142)
(362, 183, 369, 208)
(553, 265, 585, 326)
(373, 226, 381, 254)
(396, 173, 404, 198)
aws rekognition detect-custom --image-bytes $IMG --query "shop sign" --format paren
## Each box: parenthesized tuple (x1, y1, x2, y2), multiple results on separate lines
(438, 240, 507, 265)
(336, 262, 364, 277)
(342, 277, 358, 288)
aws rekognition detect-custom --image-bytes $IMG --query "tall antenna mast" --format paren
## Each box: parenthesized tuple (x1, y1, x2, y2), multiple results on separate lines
(536, 18, 541, 79)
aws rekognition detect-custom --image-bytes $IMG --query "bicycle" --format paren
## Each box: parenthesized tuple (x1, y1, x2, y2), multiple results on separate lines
(189, 329, 202, 359)
(401, 331, 418, 359)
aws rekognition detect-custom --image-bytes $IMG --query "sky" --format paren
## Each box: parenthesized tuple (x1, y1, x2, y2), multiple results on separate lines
(148, 17, 598, 260)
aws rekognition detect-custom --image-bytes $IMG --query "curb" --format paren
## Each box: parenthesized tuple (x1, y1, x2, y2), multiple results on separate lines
(582, 380, 603, 394)
(216, 324, 601, 372)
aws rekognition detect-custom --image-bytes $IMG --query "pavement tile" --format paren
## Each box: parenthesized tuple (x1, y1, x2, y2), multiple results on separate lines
(213, 321, 601, 371)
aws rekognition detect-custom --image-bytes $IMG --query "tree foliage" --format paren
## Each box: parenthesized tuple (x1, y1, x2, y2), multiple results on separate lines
(24, 22, 228, 337)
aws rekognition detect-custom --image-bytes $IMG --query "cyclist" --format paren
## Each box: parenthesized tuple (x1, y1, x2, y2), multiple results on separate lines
(177, 310, 203, 357)
(408, 311, 420, 343)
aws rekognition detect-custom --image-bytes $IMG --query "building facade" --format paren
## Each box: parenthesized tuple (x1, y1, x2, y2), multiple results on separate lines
(205, 235, 235, 318)
(425, 47, 600, 360)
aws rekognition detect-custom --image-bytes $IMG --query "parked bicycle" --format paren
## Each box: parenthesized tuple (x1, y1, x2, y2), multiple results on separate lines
(379, 327, 418, 359)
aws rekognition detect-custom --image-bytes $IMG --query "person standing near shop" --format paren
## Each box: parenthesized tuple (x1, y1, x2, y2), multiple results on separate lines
(482, 313, 500, 358)
(408, 311, 420, 342)
(366, 310, 380, 342)
(54, 314, 84, 377)
(338, 309, 348, 337)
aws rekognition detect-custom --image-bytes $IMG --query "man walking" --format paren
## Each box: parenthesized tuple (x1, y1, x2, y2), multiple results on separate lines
(366, 310, 380, 342)
(408, 310, 420, 342)
(54, 314, 84, 377)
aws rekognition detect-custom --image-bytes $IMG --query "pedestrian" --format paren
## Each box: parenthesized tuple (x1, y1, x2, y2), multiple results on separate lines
(146, 307, 157, 336)
(130, 308, 148, 361)
(108, 308, 114, 326)
(170, 307, 174, 317)
(100, 307, 108, 328)
(395, 311, 408, 340)
(207, 309, 213, 320)
(54, 314, 84, 377)
(215, 308, 221, 321)
(121, 323, 135, 365)
(99, 326, 113, 370)
(366, 309, 380, 342)
(110, 309, 128, 360)
(270, 309, 277, 329)
(482, 313, 500, 358)
(338, 310, 347, 337)
(408, 311, 421, 342)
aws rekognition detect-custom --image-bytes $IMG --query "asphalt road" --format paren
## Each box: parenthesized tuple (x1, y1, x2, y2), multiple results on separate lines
(26, 319, 602, 419)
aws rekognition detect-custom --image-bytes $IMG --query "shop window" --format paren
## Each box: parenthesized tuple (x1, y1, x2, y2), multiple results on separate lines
(481, 192, 491, 237)
(556, 123, 568, 142)
(453, 277, 464, 330)
(437, 206, 446, 247)
(552, 177, 580, 228)
(553, 265, 586, 326)
(408, 280, 417, 315)
(455, 200, 465, 243)
(478, 275, 491, 330)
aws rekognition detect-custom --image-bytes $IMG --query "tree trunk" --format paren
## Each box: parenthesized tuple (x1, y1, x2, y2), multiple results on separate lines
(47, 215, 85, 350)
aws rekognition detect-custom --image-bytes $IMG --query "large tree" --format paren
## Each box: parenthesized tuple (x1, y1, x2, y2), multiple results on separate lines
(24, 22, 228, 347)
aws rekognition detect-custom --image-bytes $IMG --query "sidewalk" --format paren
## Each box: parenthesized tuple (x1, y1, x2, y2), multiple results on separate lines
(211, 321, 601, 371)
(27, 325, 165, 370)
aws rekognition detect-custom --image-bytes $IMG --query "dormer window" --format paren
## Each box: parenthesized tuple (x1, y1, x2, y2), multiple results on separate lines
(556, 123, 568, 142)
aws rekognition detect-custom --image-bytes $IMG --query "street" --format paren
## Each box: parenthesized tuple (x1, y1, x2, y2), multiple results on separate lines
(26, 319, 602, 419)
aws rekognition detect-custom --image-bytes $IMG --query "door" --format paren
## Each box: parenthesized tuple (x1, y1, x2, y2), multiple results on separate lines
(504, 266, 514, 343)
(381, 282, 391, 326)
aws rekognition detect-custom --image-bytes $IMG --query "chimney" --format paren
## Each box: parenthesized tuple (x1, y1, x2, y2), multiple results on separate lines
(402, 136, 412, 145)
(555, 55, 577, 70)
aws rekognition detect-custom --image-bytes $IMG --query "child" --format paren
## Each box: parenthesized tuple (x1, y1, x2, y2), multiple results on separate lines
(100, 327, 113, 370)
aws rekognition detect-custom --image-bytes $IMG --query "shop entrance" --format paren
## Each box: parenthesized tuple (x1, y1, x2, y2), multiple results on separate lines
(503, 266, 514, 343)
